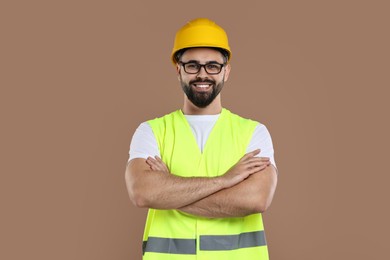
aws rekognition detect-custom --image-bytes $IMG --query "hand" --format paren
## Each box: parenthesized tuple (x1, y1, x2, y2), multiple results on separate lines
(146, 156, 169, 173)
(221, 149, 270, 188)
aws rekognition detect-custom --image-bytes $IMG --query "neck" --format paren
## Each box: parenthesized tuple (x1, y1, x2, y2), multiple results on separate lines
(182, 95, 222, 115)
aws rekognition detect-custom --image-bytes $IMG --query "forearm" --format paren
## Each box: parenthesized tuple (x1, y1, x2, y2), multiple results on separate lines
(126, 151, 271, 212)
(178, 177, 258, 218)
(179, 165, 278, 218)
(125, 159, 225, 210)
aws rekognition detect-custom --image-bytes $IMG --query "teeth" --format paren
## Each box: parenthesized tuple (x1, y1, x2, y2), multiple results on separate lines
(194, 84, 210, 88)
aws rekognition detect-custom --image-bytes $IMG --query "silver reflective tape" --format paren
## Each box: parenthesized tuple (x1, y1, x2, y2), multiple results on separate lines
(143, 237, 196, 255)
(200, 230, 267, 251)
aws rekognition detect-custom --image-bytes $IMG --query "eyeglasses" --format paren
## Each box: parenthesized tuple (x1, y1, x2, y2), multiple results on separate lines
(179, 61, 225, 75)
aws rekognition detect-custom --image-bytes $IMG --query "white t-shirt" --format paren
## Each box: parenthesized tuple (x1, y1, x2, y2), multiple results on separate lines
(128, 114, 276, 168)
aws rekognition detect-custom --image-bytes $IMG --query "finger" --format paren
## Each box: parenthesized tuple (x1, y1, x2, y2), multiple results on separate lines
(248, 156, 269, 162)
(244, 157, 269, 165)
(249, 149, 261, 155)
(147, 159, 159, 171)
(152, 163, 165, 172)
(245, 161, 270, 170)
(245, 165, 263, 175)
(161, 164, 169, 172)
(146, 158, 159, 168)
(154, 156, 165, 166)
(246, 164, 268, 175)
(253, 162, 271, 171)
(154, 156, 169, 172)
(156, 164, 168, 172)
(147, 156, 157, 162)
(145, 157, 153, 165)
(240, 149, 261, 162)
(150, 165, 159, 171)
(248, 167, 262, 175)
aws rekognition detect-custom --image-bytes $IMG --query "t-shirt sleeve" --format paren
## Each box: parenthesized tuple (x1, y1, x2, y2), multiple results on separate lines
(246, 123, 277, 169)
(128, 122, 161, 162)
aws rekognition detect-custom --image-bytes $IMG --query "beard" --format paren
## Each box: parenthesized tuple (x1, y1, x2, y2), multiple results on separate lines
(180, 77, 225, 108)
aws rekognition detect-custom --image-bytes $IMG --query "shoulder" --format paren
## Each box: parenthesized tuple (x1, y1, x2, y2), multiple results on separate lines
(145, 110, 186, 140)
(147, 110, 182, 126)
(132, 121, 155, 140)
(223, 108, 259, 128)
(252, 123, 273, 141)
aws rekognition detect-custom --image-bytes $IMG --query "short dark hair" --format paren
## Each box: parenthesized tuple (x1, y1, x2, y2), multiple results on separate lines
(174, 47, 229, 64)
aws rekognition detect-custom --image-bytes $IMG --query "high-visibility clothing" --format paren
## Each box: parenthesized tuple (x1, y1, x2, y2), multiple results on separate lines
(143, 108, 269, 259)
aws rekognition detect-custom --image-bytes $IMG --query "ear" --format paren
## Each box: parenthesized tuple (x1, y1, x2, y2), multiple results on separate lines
(176, 63, 181, 74)
(223, 63, 231, 82)
(175, 63, 181, 80)
(175, 63, 180, 81)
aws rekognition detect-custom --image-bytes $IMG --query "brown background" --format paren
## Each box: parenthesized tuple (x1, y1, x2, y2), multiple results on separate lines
(1, 0, 389, 259)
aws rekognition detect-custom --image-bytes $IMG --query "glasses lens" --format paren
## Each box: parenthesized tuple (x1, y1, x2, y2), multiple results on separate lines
(184, 63, 200, 73)
(205, 63, 222, 74)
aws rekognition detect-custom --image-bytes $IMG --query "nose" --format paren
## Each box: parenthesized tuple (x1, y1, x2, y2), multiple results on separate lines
(197, 65, 209, 77)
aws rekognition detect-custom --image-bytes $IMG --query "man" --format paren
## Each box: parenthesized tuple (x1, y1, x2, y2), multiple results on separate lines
(125, 18, 278, 259)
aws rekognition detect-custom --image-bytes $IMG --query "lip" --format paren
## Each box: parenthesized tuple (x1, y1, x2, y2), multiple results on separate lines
(192, 83, 212, 92)
(193, 83, 212, 88)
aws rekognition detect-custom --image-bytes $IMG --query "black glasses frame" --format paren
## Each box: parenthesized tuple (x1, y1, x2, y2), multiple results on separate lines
(179, 61, 225, 75)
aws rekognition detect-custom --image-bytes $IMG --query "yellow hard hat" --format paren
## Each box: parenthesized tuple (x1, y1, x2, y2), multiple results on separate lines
(171, 18, 232, 65)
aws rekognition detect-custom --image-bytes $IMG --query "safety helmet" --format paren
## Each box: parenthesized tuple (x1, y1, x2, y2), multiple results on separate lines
(171, 18, 232, 65)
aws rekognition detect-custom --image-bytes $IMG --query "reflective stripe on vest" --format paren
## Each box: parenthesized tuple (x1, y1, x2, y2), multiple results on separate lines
(143, 231, 266, 254)
(143, 237, 196, 255)
(200, 231, 267, 251)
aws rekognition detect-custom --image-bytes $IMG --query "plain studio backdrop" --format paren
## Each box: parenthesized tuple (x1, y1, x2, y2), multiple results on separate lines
(1, 1, 389, 259)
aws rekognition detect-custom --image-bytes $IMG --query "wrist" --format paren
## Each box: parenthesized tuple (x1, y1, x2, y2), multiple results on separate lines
(214, 175, 227, 189)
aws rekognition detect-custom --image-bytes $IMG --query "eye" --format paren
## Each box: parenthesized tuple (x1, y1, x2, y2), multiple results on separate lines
(206, 63, 221, 72)
(186, 63, 200, 70)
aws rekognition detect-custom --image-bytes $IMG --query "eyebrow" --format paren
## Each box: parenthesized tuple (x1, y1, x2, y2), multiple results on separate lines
(182, 59, 223, 64)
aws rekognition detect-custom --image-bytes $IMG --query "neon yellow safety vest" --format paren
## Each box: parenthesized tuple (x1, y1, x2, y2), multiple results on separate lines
(143, 108, 269, 259)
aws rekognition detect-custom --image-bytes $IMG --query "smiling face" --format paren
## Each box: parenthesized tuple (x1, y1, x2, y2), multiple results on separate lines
(177, 48, 231, 108)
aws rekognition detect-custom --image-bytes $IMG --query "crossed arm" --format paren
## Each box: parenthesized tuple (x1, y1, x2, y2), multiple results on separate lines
(178, 165, 277, 218)
(125, 149, 278, 218)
